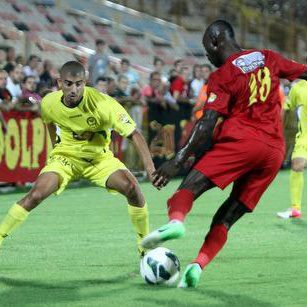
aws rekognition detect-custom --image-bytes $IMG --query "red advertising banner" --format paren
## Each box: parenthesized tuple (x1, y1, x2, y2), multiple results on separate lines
(0, 111, 52, 183)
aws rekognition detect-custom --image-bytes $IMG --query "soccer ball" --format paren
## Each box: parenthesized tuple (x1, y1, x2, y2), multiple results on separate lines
(140, 247, 180, 285)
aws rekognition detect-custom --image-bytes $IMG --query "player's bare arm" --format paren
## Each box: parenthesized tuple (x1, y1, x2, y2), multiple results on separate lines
(47, 123, 57, 148)
(128, 129, 156, 182)
(153, 109, 220, 189)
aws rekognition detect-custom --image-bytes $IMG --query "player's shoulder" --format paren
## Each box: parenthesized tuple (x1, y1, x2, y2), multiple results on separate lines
(85, 86, 113, 102)
(41, 90, 62, 106)
(294, 79, 307, 89)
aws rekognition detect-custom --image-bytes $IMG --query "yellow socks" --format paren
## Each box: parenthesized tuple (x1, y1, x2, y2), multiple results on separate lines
(128, 203, 149, 256)
(0, 203, 29, 247)
(290, 170, 304, 211)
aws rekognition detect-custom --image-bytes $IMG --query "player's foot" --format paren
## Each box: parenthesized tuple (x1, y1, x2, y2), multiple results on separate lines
(277, 208, 301, 219)
(141, 220, 185, 249)
(178, 263, 202, 288)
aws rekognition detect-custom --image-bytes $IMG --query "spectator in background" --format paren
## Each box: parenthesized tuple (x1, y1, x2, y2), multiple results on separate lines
(142, 71, 165, 108)
(88, 39, 110, 86)
(15, 76, 41, 113)
(0, 70, 13, 111)
(174, 58, 184, 75)
(0, 49, 7, 69)
(5, 63, 23, 102)
(190, 64, 204, 98)
(95, 76, 108, 94)
(113, 74, 131, 106)
(170, 66, 191, 104)
(118, 58, 141, 91)
(16, 55, 26, 66)
(193, 64, 212, 120)
(39, 60, 55, 89)
(23, 55, 41, 82)
(21, 76, 41, 103)
(202, 63, 212, 83)
(168, 67, 178, 84)
(153, 57, 168, 84)
(6, 47, 16, 65)
(106, 77, 117, 97)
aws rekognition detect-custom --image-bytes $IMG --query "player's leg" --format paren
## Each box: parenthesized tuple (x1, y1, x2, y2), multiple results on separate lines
(180, 145, 284, 287)
(0, 172, 60, 247)
(179, 197, 248, 288)
(106, 169, 149, 256)
(142, 169, 215, 249)
(277, 139, 307, 219)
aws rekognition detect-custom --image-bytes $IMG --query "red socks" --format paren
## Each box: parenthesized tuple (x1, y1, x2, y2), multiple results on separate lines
(194, 224, 228, 269)
(167, 189, 194, 222)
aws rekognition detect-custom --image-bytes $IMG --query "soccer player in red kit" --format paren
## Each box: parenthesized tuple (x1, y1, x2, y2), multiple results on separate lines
(142, 20, 307, 288)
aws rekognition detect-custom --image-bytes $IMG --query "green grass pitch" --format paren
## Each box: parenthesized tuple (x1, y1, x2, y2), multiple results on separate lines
(0, 170, 306, 306)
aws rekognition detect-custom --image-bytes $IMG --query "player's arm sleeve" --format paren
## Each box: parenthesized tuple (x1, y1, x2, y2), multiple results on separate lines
(40, 98, 52, 124)
(269, 50, 307, 81)
(202, 73, 231, 116)
(284, 87, 297, 111)
(107, 97, 137, 137)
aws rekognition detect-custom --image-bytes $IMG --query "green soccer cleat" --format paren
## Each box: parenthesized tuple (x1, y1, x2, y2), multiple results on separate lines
(141, 221, 185, 249)
(178, 263, 202, 288)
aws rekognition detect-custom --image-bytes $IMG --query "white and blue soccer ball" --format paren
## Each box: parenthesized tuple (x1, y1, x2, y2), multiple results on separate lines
(140, 247, 180, 285)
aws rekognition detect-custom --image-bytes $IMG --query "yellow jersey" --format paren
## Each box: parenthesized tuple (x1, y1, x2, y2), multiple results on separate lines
(41, 86, 136, 159)
(285, 80, 307, 140)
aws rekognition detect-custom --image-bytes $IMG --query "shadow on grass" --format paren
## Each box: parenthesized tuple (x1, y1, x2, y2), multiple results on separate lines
(136, 288, 276, 307)
(0, 275, 131, 305)
(274, 219, 307, 232)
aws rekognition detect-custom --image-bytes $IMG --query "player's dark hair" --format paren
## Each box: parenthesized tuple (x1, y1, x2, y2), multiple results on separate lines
(60, 61, 85, 78)
(206, 19, 235, 39)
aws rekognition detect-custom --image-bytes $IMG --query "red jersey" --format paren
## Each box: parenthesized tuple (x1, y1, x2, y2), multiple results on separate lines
(204, 49, 307, 149)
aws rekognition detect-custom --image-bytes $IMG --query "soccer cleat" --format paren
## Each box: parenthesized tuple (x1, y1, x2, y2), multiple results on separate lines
(277, 208, 301, 219)
(178, 263, 202, 288)
(141, 220, 185, 249)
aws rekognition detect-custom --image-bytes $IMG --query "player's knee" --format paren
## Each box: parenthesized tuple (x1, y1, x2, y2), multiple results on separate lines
(27, 188, 45, 206)
(292, 161, 305, 172)
(123, 179, 139, 199)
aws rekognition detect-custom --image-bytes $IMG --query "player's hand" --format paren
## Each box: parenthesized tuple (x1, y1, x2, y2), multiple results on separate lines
(152, 159, 181, 189)
(146, 166, 156, 183)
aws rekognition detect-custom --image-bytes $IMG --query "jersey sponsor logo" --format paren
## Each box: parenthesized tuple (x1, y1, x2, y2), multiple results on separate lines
(207, 92, 217, 103)
(232, 51, 265, 73)
(87, 116, 98, 128)
(118, 113, 131, 124)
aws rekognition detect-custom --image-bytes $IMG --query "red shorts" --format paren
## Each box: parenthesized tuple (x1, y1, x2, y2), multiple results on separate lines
(193, 139, 284, 211)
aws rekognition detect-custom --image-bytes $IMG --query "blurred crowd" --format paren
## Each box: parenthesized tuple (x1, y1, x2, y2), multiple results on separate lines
(0, 39, 294, 170)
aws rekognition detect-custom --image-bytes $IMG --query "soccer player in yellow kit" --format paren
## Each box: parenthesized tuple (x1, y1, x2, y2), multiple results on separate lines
(0, 61, 155, 256)
(277, 80, 307, 219)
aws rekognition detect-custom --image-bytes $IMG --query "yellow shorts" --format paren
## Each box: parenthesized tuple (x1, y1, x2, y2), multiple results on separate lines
(292, 136, 307, 160)
(40, 152, 127, 195)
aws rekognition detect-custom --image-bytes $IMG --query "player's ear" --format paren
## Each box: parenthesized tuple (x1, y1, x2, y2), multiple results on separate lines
(210, 34, 218, 50)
